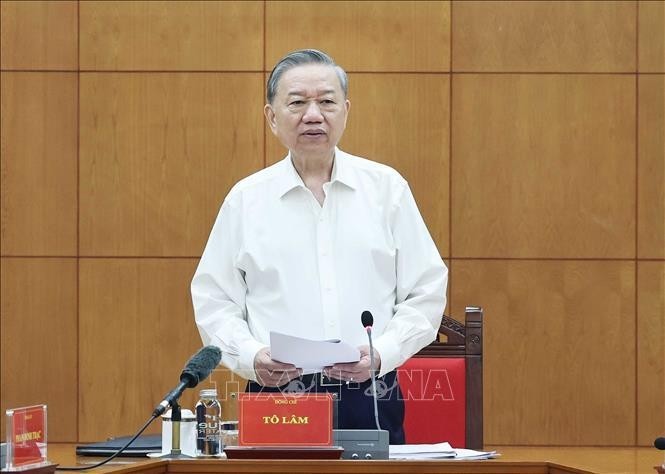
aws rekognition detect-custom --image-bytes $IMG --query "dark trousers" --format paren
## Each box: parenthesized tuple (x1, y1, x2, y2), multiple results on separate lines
(246, 370, 405, 444)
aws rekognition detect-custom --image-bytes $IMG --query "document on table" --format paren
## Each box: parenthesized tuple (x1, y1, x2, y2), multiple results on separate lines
(388, 442, 499, 460)
(269, 331, 360, 372)
(389, 442, 456, 459)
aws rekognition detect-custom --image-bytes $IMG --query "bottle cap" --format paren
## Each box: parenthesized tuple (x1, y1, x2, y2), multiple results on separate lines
(199, 388, 218, 397)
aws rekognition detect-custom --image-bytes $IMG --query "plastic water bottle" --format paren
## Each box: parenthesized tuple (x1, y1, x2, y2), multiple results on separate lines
(195, 388, 222, 456)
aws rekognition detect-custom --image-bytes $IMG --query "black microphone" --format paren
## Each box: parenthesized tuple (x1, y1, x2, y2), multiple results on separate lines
(656, 437, 665, 469)
(361, 310, 381, 431)
(152, 345, 222, 416)
(361, 310, 373, 329)
(656, 437, 665, 450)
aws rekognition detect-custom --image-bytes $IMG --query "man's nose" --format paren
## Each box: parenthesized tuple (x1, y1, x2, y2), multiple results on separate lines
(302, 102, 323, 122)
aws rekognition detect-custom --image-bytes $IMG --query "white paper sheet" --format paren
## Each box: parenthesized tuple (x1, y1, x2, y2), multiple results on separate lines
(269, 331, 360, 371)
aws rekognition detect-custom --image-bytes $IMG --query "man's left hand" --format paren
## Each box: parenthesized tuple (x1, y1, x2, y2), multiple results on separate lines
(323, 345, 381, 383)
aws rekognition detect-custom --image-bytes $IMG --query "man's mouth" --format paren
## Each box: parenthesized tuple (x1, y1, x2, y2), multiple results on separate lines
(302, 130, 326, 137)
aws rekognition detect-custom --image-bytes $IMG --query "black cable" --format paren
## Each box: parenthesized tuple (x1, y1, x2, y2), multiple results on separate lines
(58, 414, 158, 471)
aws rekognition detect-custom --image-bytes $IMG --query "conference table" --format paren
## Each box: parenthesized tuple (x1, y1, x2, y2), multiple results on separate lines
(46, 444, 663, 474)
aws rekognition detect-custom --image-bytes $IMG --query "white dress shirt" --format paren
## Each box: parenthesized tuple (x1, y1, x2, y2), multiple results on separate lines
(192, 148, 447, 381)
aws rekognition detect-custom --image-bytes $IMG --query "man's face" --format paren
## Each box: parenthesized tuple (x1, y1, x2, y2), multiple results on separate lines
(264, 64, 350, 159)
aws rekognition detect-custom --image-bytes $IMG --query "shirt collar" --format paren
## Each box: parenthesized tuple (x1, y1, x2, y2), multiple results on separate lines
(276, 147, 358, 198)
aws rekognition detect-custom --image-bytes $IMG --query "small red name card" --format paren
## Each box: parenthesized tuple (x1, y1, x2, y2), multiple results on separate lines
(238, 393, 333, 446)
(6, 404, 48, 469)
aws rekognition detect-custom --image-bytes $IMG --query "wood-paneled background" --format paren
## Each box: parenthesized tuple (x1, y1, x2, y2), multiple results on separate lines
(1, 0, 663, 447)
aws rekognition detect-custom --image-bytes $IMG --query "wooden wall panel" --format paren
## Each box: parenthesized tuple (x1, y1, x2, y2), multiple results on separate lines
(638, 75, 665, 258)
(450, 260, 636, 445)
(639, 0, 665, 72)
(78, 258, 203, 441)
(451, 74, 635, 259)
(452, 1, 636, 72)
(0, 258, 77, 442)
(0, 0, 77, 70)
(79, 1, 263, 71)
(637, 262, 665, 445)
(1, 0, 662, 448)
(347, 74, 449, 255)
(0, 72, 78, 256)
(266, 1, 450, 72)
(79, 73, 264, 257)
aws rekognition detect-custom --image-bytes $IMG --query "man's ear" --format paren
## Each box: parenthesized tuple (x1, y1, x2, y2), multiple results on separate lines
(264, 104, 277, 134)
(343, 99, 350, 127)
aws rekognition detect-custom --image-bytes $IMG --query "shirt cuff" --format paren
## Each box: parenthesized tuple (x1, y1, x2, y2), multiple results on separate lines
(238, 340, 269, 382)
(372, 335, 401, 378)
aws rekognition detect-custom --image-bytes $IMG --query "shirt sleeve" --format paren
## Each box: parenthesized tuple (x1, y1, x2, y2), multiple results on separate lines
(191, 198, 267, 381)
(372, 182, 448, 377)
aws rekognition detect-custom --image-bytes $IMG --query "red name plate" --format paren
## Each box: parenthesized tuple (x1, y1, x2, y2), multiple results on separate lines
(238, 393, 333, 446)
(6, 404, 48, 469)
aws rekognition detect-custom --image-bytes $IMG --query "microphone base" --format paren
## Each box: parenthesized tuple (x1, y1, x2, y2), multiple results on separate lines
(159, 451, 195, 460)
(333, 429, 389, 460)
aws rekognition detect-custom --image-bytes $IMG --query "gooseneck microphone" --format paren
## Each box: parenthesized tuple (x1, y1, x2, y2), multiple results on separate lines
(332, 312, 388, 460)
(361, 310, 381, 431)
(152, 345, 222, 416)
(656, 437, 665, 469)
(60, 345, 222, 471)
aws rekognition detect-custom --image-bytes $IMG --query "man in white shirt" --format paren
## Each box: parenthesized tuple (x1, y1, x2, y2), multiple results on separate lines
(191, 49, 447, 443)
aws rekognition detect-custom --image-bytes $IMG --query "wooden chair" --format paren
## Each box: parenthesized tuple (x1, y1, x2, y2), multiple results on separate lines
(398, 306, 483, 449)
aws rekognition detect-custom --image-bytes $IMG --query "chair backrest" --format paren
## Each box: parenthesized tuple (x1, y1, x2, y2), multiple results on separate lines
(397, 306, 483, 449)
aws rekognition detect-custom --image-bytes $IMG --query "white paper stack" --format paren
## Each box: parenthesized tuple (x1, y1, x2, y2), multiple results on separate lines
(389, 442, 498, 460)
(449, 448, 499, 460)
(389, 442, 456, 459)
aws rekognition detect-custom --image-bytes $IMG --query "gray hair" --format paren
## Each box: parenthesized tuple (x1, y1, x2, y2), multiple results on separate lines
(266, 49, 348, 104)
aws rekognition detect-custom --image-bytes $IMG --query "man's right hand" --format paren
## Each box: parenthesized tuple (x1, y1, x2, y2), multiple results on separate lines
(253, 347, 302, 387)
